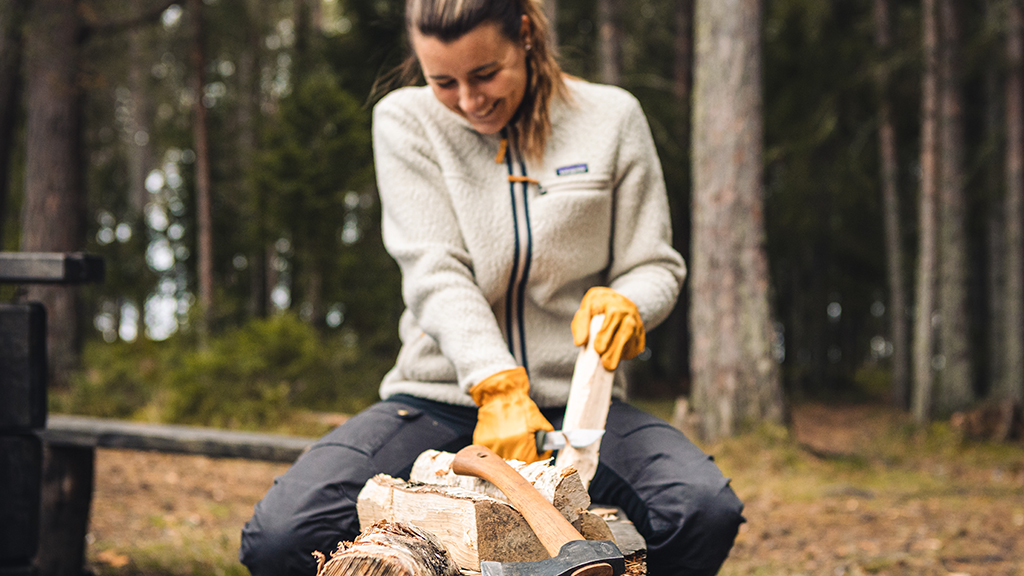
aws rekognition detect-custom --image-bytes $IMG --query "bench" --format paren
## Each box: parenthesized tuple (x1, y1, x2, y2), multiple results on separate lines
(34, 416, 314, 576)
(43, 415, 313, 463)
(1, 253, 105, 576)
(0, 253, 324, 575)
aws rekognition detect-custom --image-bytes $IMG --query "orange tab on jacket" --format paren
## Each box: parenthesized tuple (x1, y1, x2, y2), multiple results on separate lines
(495, 138, 508, 164)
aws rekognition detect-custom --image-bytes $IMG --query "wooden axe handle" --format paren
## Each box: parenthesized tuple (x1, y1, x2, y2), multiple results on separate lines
(452, 444, 583, 558)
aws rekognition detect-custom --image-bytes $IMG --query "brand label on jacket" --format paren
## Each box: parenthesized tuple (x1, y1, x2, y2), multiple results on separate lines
(556, 163, 589, 176)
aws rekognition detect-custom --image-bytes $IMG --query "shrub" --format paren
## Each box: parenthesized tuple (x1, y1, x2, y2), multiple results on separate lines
(58, 314, 388, 431)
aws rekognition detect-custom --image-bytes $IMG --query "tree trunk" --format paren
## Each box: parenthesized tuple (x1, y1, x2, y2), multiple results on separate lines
(21, 0, 85, 389)
(1002, 0, 1024, 403)
(303, 262, 324, 327)
(912, 0, 940, 424)
(544, 0, 558, 47)
(673, 0, 693, 106)
(935, 0, 974, 416)
(189, 0, 214, 338)
(873, 0, 910, 410)
(293, 0, 310, 78)
(238, 0, 267, 319)
(125, 0, 155, 222)
(0, 0, 27, 247)
(667, 0, 693, 395)
(691, 0, 784, 442)
(597, 0, 621, 85)
(984, 0, 1004, 397)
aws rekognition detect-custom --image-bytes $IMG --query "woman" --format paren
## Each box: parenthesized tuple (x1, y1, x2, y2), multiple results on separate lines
(240, 0, 744, 574)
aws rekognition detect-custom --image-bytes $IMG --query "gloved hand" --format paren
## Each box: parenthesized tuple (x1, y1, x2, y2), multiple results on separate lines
(470, 367, 554, 463)
(571, 286, 646, 371)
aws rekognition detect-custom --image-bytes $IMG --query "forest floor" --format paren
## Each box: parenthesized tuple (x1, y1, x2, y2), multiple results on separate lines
(82, 402, 1024, 576)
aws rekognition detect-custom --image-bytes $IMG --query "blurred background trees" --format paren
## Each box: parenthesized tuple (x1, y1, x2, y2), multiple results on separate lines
(2, 0, 1023, 435)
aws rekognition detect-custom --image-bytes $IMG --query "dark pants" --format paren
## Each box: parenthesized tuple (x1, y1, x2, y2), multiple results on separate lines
(239, 395, 744, 576)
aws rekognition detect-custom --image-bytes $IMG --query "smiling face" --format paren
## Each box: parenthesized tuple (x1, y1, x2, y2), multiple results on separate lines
(412, 19, 529, 135)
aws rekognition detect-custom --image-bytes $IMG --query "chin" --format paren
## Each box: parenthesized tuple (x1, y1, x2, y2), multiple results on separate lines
(471, 121, 504, 135)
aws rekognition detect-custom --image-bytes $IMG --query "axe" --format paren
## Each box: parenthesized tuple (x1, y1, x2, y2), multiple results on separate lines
(452, 444, 625, 576)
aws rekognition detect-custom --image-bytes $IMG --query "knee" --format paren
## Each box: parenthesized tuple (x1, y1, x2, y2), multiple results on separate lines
(239, 447, 369, 576)
(694, 481, 745, 535)
(692, 477, 741, 528)
(240, 499, 328, 576)
(645, 482, 745, 575)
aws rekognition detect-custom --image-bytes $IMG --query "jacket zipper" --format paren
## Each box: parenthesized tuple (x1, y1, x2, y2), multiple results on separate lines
(503, 137, 533, 372)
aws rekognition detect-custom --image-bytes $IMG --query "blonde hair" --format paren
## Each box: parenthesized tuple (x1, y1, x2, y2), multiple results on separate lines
(403, 0, 568, 161)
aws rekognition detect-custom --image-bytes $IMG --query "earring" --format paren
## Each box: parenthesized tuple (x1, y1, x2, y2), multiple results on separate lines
(525, 43, 532, 51)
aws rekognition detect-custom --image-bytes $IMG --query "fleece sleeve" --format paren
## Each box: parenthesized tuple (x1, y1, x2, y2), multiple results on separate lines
(372, 98, 519, 392)
(606, 97, 688, 331)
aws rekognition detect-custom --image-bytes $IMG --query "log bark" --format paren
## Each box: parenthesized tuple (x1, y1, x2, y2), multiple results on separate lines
(321, 519, 645, 576)
(313, 520, 460, 576)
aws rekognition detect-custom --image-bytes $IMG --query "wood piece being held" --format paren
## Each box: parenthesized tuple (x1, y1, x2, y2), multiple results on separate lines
(557, 314, 616, 488)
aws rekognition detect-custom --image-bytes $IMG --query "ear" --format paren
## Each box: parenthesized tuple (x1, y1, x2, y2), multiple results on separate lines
(520, 14, 532, 45)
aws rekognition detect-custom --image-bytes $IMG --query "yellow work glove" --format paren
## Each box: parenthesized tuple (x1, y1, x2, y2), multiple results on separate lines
(571, 286, 646, 371)
(470, 367, 554, 463)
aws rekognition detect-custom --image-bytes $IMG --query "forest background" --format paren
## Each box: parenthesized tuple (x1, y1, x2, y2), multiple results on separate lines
(2, 0, 1023, 437)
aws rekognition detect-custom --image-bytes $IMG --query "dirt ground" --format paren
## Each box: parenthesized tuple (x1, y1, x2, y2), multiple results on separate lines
(85, 403, 1024, 576)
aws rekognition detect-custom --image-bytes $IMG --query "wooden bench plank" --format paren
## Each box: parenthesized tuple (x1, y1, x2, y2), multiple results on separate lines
(43, 415, 314, 463)
(0, 252, 105, 284)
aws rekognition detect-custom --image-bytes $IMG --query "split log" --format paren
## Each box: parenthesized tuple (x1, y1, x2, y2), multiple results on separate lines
(409, 449, 590, 523)
(358, 451, 647, 572)
(313, 520, 460, 576)
(358, 474, 553, 570)
(556, 315, 615, 488)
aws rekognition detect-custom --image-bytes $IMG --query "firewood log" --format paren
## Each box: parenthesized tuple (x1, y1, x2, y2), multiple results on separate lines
(312, 520, 460, 576)
(409, 449, 591, 523)
(357, 474, 550, 570)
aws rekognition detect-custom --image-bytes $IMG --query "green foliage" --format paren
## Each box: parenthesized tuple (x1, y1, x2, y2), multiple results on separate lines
(55, 339, 168, 419)
(35, 0, 1011, 420)
(852, 365, 893, 401)
(57, 314, 384, 431)
(258, 68, 372, 233)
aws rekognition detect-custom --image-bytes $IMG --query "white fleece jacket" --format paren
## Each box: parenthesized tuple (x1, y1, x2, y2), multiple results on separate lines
(371, 78, 686, 408)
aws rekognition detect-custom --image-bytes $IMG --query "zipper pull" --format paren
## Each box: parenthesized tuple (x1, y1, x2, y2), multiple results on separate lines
(495, 138, 508, 164)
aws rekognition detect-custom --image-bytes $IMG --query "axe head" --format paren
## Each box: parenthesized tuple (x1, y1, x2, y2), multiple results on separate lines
(480, 540, 625, 576)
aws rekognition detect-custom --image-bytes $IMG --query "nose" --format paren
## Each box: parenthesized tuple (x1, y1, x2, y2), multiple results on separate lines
(458, 84, 485, 115)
